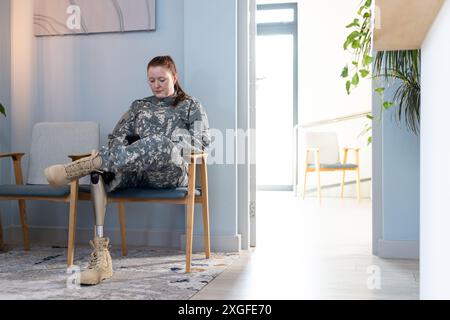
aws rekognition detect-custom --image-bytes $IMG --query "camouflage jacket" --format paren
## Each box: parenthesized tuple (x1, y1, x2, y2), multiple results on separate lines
(107, 95, 211, 157)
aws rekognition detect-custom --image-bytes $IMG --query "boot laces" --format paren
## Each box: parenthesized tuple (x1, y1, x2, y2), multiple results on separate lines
(65, 153, 100, 178)
(87, 240, 109, 270)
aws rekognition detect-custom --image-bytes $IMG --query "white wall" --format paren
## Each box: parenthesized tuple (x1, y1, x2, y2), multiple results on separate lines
(421, 0, 450, 299)
(299, 0, 372, 123)
(298, 0, 372, 197)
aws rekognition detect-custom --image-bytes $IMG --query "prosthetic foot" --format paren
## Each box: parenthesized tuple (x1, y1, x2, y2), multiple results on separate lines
(80, 173, 113, 286)
(80, 237, 113, 285)
(44, 150, 102, 186)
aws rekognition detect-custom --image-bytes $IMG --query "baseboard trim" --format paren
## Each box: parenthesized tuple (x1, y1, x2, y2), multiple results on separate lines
(180, 234, 241, 253)
(304, 178, 372, 193)
(377, 239, 419, 259)
(4, 225, 181, 248)
(4, 225, 241, 253)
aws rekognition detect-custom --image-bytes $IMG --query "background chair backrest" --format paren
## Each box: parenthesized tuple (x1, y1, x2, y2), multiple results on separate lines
(304, 132, 340, 164)
(27, 122, 100, 185)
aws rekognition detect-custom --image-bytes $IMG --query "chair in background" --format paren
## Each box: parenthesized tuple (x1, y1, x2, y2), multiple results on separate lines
(0, 122, 99, 263)
(302, 132, 360, 201)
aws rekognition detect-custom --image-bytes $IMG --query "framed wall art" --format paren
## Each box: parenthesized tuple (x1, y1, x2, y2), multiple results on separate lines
(34, 0, 156, 36)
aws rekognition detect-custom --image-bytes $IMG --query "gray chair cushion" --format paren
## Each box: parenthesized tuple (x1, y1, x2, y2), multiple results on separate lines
(0, 184, 200, 199)
(308, 163, 358, 169)
(106, 187, 201, 199)
(0, 184, 90, 197)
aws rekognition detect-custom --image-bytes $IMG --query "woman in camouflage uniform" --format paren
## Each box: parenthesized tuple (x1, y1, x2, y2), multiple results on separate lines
(98, 63, 210, 192)
(45, 56, 210, 285)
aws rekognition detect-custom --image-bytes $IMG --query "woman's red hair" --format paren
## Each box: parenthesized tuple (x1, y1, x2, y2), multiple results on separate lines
(147, 56, 189, 106)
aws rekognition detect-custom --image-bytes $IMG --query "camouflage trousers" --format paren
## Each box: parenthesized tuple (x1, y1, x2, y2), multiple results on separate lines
(98, 135, 188, 192)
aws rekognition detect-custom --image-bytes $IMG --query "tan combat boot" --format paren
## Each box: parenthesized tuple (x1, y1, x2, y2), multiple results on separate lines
(80, 237, 113, 286)
(44, 150, 102, 186)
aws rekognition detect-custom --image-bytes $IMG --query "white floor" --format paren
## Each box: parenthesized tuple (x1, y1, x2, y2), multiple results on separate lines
(192, 191, 419, 300)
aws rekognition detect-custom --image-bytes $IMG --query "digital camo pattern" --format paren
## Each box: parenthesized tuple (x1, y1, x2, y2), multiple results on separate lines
(98, 95, 210, 192)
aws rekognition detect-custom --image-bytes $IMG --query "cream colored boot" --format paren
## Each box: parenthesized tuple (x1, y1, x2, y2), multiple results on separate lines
(80, 237, 113, 286)
(44, 150, 102, 186)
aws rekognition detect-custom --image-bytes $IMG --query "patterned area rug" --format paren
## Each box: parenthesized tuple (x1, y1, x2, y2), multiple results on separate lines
(0, 245, 239, 300)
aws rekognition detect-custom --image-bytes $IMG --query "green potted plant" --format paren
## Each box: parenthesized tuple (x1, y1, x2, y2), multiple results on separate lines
(373, 50, 420, 134)
(341, 0, 421, 144)
(0, 103, 5, 117)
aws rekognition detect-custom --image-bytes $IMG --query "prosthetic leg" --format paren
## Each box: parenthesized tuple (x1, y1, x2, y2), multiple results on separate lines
(80, 173, 113, 285)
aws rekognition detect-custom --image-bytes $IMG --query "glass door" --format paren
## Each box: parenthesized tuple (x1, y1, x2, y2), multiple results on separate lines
(255, 3, 298, 190)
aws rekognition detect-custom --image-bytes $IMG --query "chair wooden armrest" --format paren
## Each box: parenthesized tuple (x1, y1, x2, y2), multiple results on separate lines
(0, 152, 25, 185)
(68, 154, 91, 161)
(341, 147, 360, 167)
(343, 147, 360, 152)
(341, 148, 360, 161)
(188, 152, 208, 161)
(186, 153, 208, 194)
(305, 149, 320, 162)
(0, 152, 25, 160)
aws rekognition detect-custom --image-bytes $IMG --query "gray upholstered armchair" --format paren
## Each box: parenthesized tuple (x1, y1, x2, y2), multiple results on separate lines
(0, 122, 99, 263)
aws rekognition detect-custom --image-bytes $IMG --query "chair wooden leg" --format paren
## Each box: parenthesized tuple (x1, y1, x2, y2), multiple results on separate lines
(355, 150, 361, 201)
(313, 150, 321, 203)
(118, 202, 128, 256)
(0, 212, 4, 250)
(201, 157, 211, 259)
(67, 207, 77, 267)
(303, 170, 308, 200)
(185, 200, 195, 273)
(340, 170, 346, 199)
(340, 149, 349, 199)
(316, 170, 321, 203)
(356, 167, 361, 201)
(202, 200, 211, 259)
(185, 157, 197, 273)
(303, 151, 309, 200)
(67, 180, 79, 267)
(18, 200, 30, 251)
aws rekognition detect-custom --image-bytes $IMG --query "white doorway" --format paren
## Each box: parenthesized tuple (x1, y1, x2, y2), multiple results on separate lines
(247, 0, 373, 250)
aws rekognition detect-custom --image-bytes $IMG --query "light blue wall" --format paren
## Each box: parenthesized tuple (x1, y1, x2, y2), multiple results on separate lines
(9, 0, 240, 249)
(372, 85, 382, 254)
(14, 0, 187, 233)
(184, 0, 238, 236)
(381, 84, 420, 241)
(34, 1, 185, 145)
(0, 0, 12, 227)
(382, 106, 420, 241)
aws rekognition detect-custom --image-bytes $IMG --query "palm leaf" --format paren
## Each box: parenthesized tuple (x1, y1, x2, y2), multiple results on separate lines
(0, 103, 6, 117)
(373, 50, 421, 134)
